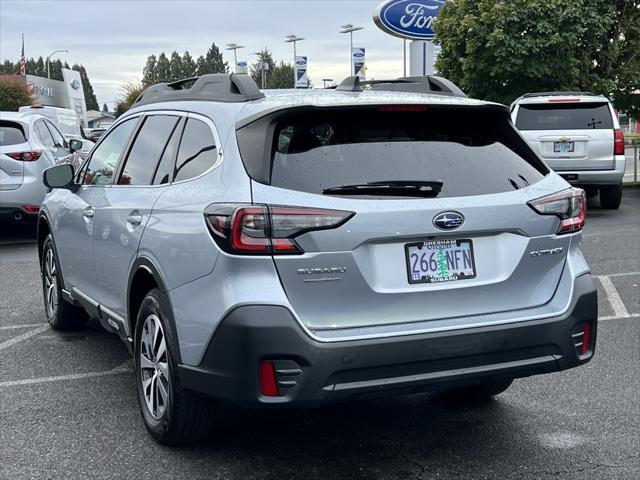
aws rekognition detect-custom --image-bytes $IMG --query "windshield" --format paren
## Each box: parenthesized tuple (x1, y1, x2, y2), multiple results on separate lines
(516, 102, 613, 130)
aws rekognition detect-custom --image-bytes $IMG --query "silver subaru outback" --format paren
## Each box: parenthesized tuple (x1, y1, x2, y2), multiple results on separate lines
(38, 74, 597, 445)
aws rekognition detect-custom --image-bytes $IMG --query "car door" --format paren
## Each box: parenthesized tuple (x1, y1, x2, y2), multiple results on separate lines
(33, 119, 71, 165)
(43, 120, 77, 166)
(53, 117, 139, 304)
(92, 113, 184, 324)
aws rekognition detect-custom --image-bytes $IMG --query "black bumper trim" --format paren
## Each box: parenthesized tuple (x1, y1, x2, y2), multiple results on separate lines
(179, 274, 597, 408)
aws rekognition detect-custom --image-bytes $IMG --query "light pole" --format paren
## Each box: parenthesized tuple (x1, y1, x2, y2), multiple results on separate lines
(322, 78, 333, 88)
(339, 24, 363, 76)
(285, 34, 305, 87)
(225, 43, 244, 73)
(46, 49, 69, 79)
(253, 52, 267, 89)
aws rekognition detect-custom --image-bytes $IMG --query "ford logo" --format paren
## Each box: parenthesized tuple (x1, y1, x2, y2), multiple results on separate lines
(70, 79, 81, 90)
(353, 52, 365, 58)
(373, 0, 445, 40)
(433, 211, 464, 230)
(296, 60, 306, 66)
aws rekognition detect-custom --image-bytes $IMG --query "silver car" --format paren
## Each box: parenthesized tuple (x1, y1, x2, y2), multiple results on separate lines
(0, 112, 81, 222)
(511, 92, 626, 209)
(38, 74, 598, 445)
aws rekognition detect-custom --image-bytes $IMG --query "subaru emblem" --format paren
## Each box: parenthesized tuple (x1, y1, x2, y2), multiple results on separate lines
(433, 211, 464, 230)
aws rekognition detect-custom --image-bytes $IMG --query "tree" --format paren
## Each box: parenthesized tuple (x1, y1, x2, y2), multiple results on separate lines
(72, 64, 99, 111)
(196, 42, 228, 75)
(182, 51, 197, 78)
(142, 54, 157, 86)
(102, 103, 108, 112)
(156, 53, 171, 83)
(250, 48, 275, 88)
(169, 51, 183, 82)
(270, 61, 294, 89)
(434, 0, 636, 111)
(114, 81, 144, 117)
(0, 77, 33, 111)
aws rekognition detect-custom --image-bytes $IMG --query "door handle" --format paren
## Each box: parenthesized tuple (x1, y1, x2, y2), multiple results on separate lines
(127, 214, 143, 226)
(83, 207, 94, 218)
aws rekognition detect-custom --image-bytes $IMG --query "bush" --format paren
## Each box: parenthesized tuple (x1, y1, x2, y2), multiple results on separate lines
(114, 81, 144, 117)
(0, 76, 33, 111)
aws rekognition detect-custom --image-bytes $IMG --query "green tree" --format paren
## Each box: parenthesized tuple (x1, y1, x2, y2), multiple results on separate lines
(0, 77, 33, 110)
(196, 42, 228, 75)
(434, 0, 632, 108)
(182, 51, 197, 78)
(142, 54, 157, 86)
(169, 51, 183, 82)
(270, 61, 294, 89)
(72, 64, 99, 111)
(156, 53, 171, 83)
(102, 103, 108, 112)
(0, 59, 16, 74)
(250, 48, 275, 88)
(114, 81, 144, 117)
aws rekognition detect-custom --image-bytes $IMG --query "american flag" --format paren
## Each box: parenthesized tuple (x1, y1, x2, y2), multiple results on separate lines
(18, 34, 26, 75)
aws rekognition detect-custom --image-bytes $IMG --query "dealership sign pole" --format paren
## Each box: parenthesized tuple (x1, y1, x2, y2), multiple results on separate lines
(373, 0, 445, 76)
(352, 48, 366, 80)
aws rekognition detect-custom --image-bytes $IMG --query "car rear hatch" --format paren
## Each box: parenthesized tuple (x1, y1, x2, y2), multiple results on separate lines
(515, 100, 615, 171)
(237, 104, 572, 333)
(0, 120, 29, 191)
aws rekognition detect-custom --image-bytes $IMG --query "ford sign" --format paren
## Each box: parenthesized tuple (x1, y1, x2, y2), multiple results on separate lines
(373, 0, 445, 40)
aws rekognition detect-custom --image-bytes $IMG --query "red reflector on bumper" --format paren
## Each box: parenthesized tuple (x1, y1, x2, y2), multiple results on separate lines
(260, 361, 279, 397)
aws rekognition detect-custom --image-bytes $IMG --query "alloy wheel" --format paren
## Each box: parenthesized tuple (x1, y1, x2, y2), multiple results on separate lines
(43, 247, 58, 318)
(139, 314, 170, 420)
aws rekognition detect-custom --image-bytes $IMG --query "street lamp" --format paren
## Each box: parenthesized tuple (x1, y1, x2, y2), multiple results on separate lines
(46, 49, 69, 79)
(322, 78, 334, 88)
(285, 34, 305, 87)
(339, 24, 363, 76)
(225, 43, 244, 73)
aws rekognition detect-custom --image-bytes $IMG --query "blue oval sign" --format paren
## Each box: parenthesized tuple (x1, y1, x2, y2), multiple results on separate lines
(373, 0, 445, 40)
(433, 211, 464, 230)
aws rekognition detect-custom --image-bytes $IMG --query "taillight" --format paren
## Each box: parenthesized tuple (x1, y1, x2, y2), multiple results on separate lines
(205, 204, 354, 255)
(528, 187, 586, 234)
(614, 129, 625, 155)
(6, 151, 41, 161)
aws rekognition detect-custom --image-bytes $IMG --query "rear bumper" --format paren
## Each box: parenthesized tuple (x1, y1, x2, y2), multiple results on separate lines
(555, 155, 625, 186)
(0, 204, 39, 222)
(179, 274, 597, 408)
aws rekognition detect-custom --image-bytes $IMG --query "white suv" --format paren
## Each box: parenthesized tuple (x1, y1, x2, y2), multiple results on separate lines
(511, 92, 625, 209)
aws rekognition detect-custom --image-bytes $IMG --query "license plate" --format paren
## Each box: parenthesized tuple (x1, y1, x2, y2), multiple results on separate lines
(405, 239, 476, 284)
(554, 141, 574, 153)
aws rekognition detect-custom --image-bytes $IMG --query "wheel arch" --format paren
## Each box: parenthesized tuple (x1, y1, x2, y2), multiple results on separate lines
(127, 257, 170, 340)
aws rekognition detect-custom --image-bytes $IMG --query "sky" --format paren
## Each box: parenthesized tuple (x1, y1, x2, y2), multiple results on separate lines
(0, 0, 409, 110)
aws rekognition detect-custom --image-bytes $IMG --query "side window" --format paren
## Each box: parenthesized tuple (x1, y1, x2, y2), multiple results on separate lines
(153, 118, 184, 185)
(118, 115, 179, 185)
(34, 121, 55, 148)
(83, 119, 137, 185)
(45, 121, 66, 147)
(174, 118, 217, 182)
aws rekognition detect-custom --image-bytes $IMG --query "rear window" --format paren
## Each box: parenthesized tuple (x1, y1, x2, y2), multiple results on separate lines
(239, 107, 548, 199)
(0, 121, 27, 146)
(516, 103, 613, 130)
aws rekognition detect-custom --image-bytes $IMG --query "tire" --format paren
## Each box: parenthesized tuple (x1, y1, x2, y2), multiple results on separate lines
(134, 288, 215, 445)
(599, 184, 622, 209)
(444, 378, 513, 400)
(41, 234, 87, 330)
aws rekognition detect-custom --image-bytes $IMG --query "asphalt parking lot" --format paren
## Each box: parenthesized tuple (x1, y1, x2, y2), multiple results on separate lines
(1, 189, 638, 480)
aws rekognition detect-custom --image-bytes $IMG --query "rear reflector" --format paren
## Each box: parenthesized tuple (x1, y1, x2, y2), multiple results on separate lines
(581, 322, 591, 355)
(259, 361, 279, 397)
(528, 187, 586, 234)
(6, 151, 41, 161)
(614, 129, 625, 155)
(22, 205, 39, 214)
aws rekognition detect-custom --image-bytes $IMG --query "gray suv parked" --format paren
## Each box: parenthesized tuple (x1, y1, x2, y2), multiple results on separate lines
(39, 74, 597, 444)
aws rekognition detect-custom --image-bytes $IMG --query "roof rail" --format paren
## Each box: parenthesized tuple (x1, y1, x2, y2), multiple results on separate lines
(521, 91, 596, 98)
(335, 75, 466, 97)
(133, 74, 265, 107)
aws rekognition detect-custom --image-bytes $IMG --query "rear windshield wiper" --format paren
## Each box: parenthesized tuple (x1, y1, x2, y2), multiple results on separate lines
(322, 180, 443, 198)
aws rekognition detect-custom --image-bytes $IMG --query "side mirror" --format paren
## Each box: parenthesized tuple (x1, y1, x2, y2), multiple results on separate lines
(43, 164, 77, 191)
(69, 138, 83, 153)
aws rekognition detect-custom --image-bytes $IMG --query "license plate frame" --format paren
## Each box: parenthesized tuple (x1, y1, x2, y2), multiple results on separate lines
(553, 141, 575, 153)
(405, 239, 477, 285)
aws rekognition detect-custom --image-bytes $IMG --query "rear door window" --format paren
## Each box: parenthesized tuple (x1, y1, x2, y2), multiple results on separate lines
(174, 118, 217, 182)
(241, 107, 548, 199)
(0, 122, 27, 146)
(117, 115, 179, 185)
(516, 103, 613, 130)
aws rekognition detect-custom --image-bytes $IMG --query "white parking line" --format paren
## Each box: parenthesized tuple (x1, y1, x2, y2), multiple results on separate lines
(594, 271, 640, 279)
(600, 313, 639, 321)
(0, 323, 45, 331)
(597, 276, 631, 318)
(0, 325, 49, 351)
(0, 361, 132, 389)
